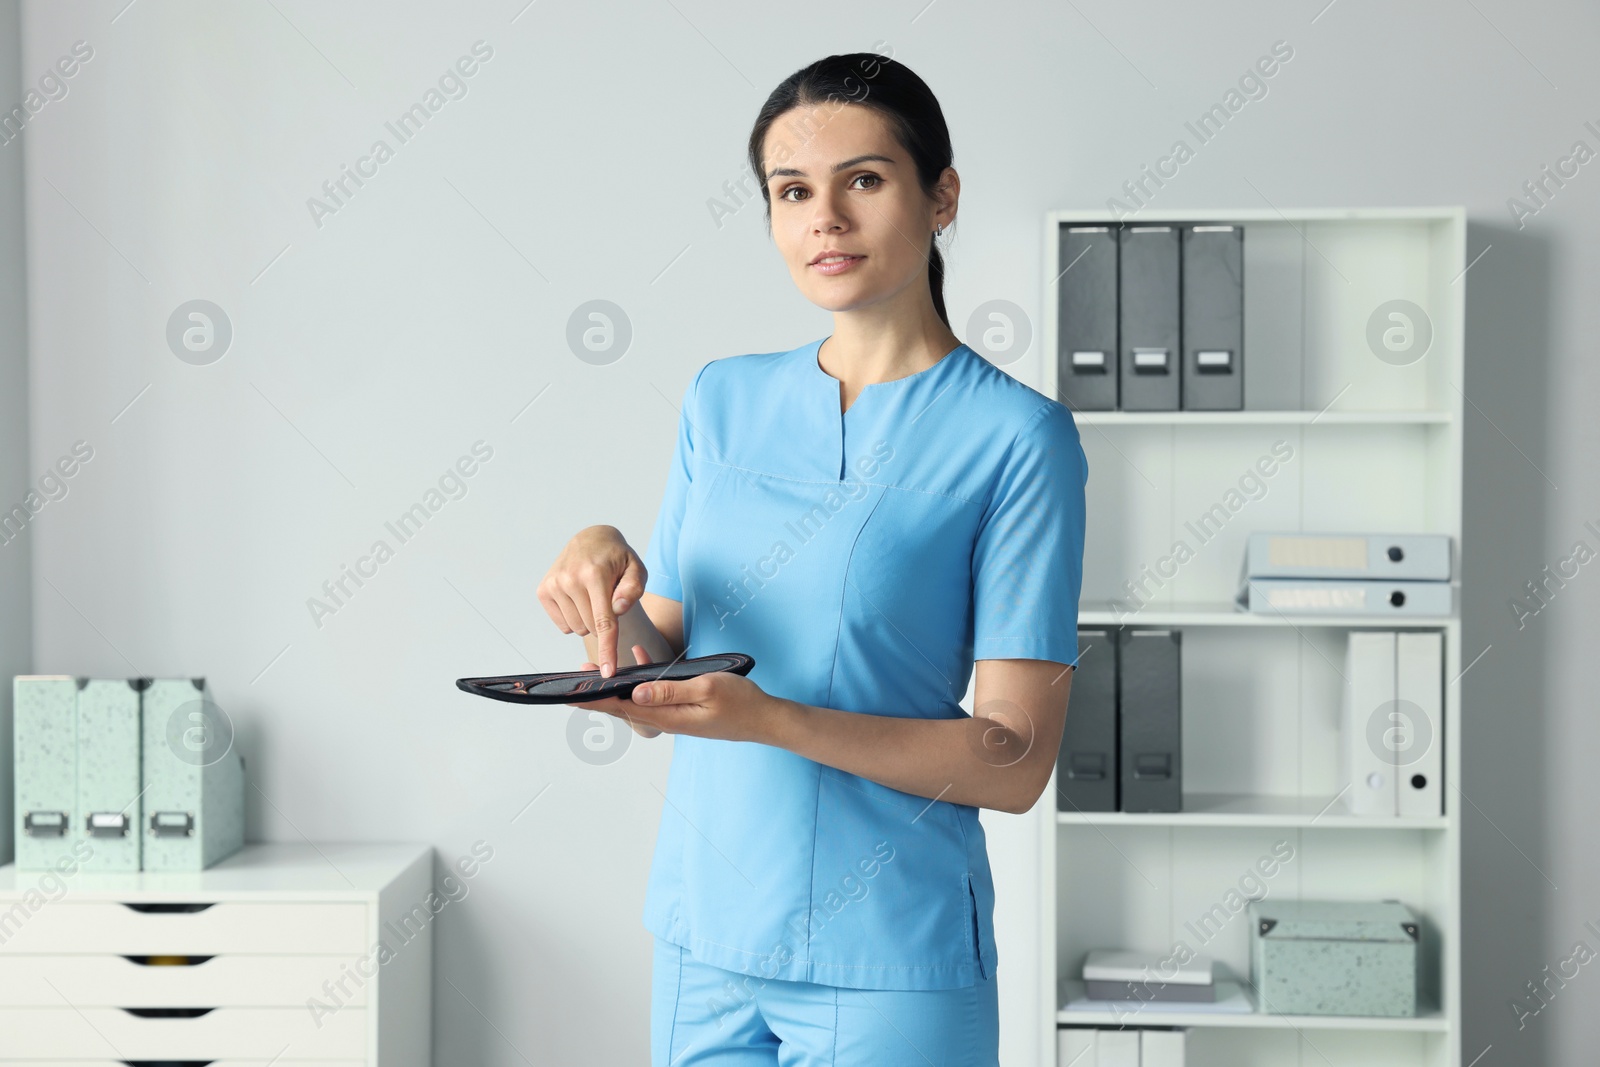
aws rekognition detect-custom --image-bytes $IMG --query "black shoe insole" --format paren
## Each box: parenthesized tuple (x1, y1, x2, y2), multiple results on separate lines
(456, 653, 755, 705)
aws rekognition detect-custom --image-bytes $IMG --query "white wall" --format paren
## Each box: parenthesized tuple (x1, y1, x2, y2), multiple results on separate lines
(13, 1, 1600, 1064)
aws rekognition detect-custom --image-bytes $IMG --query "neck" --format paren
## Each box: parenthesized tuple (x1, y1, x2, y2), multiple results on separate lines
(818, 294, 960, 396)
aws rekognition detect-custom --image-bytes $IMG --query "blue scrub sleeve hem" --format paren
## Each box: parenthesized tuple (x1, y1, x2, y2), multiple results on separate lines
(644, 572, 683, 602)
(972, 637, 1080, 667)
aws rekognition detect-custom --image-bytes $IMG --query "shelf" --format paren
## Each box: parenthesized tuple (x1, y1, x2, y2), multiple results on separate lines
(1077, 601, 1458, 629)
(1042, 205, 1465, 1067)
(1069, 410, 1452, 426)
(1056, 793, 1448, 830)
(1056, 979, 1447, 1031)
(1049, 207, 1465, 224)
(0, 842, 432, 898)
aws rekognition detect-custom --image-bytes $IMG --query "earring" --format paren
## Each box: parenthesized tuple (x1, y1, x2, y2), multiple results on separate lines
(934, 224, 944, 237)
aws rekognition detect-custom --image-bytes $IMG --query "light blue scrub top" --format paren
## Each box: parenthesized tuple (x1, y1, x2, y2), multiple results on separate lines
(640, 337, 1088, 991)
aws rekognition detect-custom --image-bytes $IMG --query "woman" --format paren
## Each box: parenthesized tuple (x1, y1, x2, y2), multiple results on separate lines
(538, 53, 1087, 1067)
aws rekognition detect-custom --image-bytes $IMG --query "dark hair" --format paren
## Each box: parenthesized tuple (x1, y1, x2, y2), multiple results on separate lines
(746, 53, 954, 329)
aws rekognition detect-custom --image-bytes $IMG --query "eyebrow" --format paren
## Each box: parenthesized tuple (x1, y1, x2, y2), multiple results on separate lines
(765, 154, 897, 182)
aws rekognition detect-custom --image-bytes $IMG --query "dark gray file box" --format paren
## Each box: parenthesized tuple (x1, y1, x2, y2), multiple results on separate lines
(1057, 225, 1120, 411)
(1181, 225, 1244, 410)
(1056, 627, 1118, 812)
(1119, 629, 1182, 812)
(1119, 226, 1181, 410)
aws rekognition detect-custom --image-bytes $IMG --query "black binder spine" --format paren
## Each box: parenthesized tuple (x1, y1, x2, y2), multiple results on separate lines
(1119, 628, 1182, 812)
(1056, 627, 1119, 813)
(1057, 225, 1120, 411)
(1118, 226, 1181, 411)
(1181, 225, 1244, 410)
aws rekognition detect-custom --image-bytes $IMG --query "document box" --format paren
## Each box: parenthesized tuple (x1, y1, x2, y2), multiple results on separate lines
(1248, 899, 1419, 1016)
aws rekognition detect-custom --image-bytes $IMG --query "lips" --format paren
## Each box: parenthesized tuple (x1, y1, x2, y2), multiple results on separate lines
(810, 252, 865, 275)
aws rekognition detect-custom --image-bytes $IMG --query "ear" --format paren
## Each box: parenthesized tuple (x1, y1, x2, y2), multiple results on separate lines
(933, 166, 960, 229)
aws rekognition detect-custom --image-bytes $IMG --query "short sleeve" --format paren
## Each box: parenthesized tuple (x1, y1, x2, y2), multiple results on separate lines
(971, 401, 1088, 667)
(642, 363, 709, 602)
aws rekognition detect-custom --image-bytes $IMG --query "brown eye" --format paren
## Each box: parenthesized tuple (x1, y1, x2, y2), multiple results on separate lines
(852, 174, 880, 190)
(780, 186, 808, 202)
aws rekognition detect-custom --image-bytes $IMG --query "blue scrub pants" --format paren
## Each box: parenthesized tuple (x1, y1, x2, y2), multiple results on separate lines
(651, 936, 1000, 1066)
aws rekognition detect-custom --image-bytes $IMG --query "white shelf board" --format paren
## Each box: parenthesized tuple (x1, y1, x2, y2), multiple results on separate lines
(1056, 792, 1448, 830)
(1078, 601, 1458, 629)
(1068, 409, 1452, 426)
(0, 842, 432, 901)
(1056, 980, 1447, 1031)
(1049, 206, 1464, 224)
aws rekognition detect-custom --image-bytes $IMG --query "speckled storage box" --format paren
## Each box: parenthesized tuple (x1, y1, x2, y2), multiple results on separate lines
(140, 677, 245, 871)
(75, 678, 144, 872)
(1249, 899, 1418, 1016)
(13, 676, 80, 870)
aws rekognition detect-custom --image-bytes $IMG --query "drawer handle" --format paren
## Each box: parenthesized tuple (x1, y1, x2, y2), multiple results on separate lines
(123, 955, 215, 967)
(120, 902, 216, 914)
(119, 1062, 216, 1066)
(121, 1007, 216, 1018)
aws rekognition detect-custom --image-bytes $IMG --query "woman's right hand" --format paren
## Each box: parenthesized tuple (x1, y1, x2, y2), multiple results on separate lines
(578, 645, 663, 738)
(537, 525, 647, 680)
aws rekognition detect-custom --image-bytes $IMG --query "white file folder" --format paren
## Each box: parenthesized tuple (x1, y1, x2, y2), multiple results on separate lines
(1239, 578, 1453, 617)
(1344, 632, 1398, 817)
(1096, 1030, 1140, 1067)
(1245, 532, 1452, 581)
(1142, 1029, 1187, 1067)
(1058, 1028, 1098, 1067)
(1396, 632, 1444, 817)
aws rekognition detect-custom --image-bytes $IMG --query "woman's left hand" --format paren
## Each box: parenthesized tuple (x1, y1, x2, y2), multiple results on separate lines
(570, 648, 775, 744)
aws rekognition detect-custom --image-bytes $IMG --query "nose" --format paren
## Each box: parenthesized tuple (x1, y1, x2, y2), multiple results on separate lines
(809, 187, 849, 235)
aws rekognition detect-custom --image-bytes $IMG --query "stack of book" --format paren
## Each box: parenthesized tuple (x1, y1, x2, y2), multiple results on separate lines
(1084, 949, 1217, 1004)
(1062, 948, 1253, 1016)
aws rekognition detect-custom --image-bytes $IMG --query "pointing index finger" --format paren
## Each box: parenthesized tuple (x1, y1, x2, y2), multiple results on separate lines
(587, 582, 620, 678)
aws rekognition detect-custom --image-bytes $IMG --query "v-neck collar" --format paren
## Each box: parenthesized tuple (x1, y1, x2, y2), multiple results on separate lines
(805, 337, 968, 415)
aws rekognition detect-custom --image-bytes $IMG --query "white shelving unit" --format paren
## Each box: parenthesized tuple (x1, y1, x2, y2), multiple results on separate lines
(1038, 207, 1465, 1067)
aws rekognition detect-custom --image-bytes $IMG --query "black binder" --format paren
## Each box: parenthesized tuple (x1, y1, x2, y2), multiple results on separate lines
(1181, 225, 1244, 410)
(1057, 225, 1120, 411)
(1119, 629, 1182, 812)
(1056, 627, 1118, 812)
(1118, 226, 1181, 410)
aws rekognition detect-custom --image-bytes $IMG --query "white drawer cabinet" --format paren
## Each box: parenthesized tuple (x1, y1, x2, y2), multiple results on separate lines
(0, 954, 371, 1006)
(0, 843, 432, 1065)
(0, 901, 368, 955)
(1, 1006, 368, 1058)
